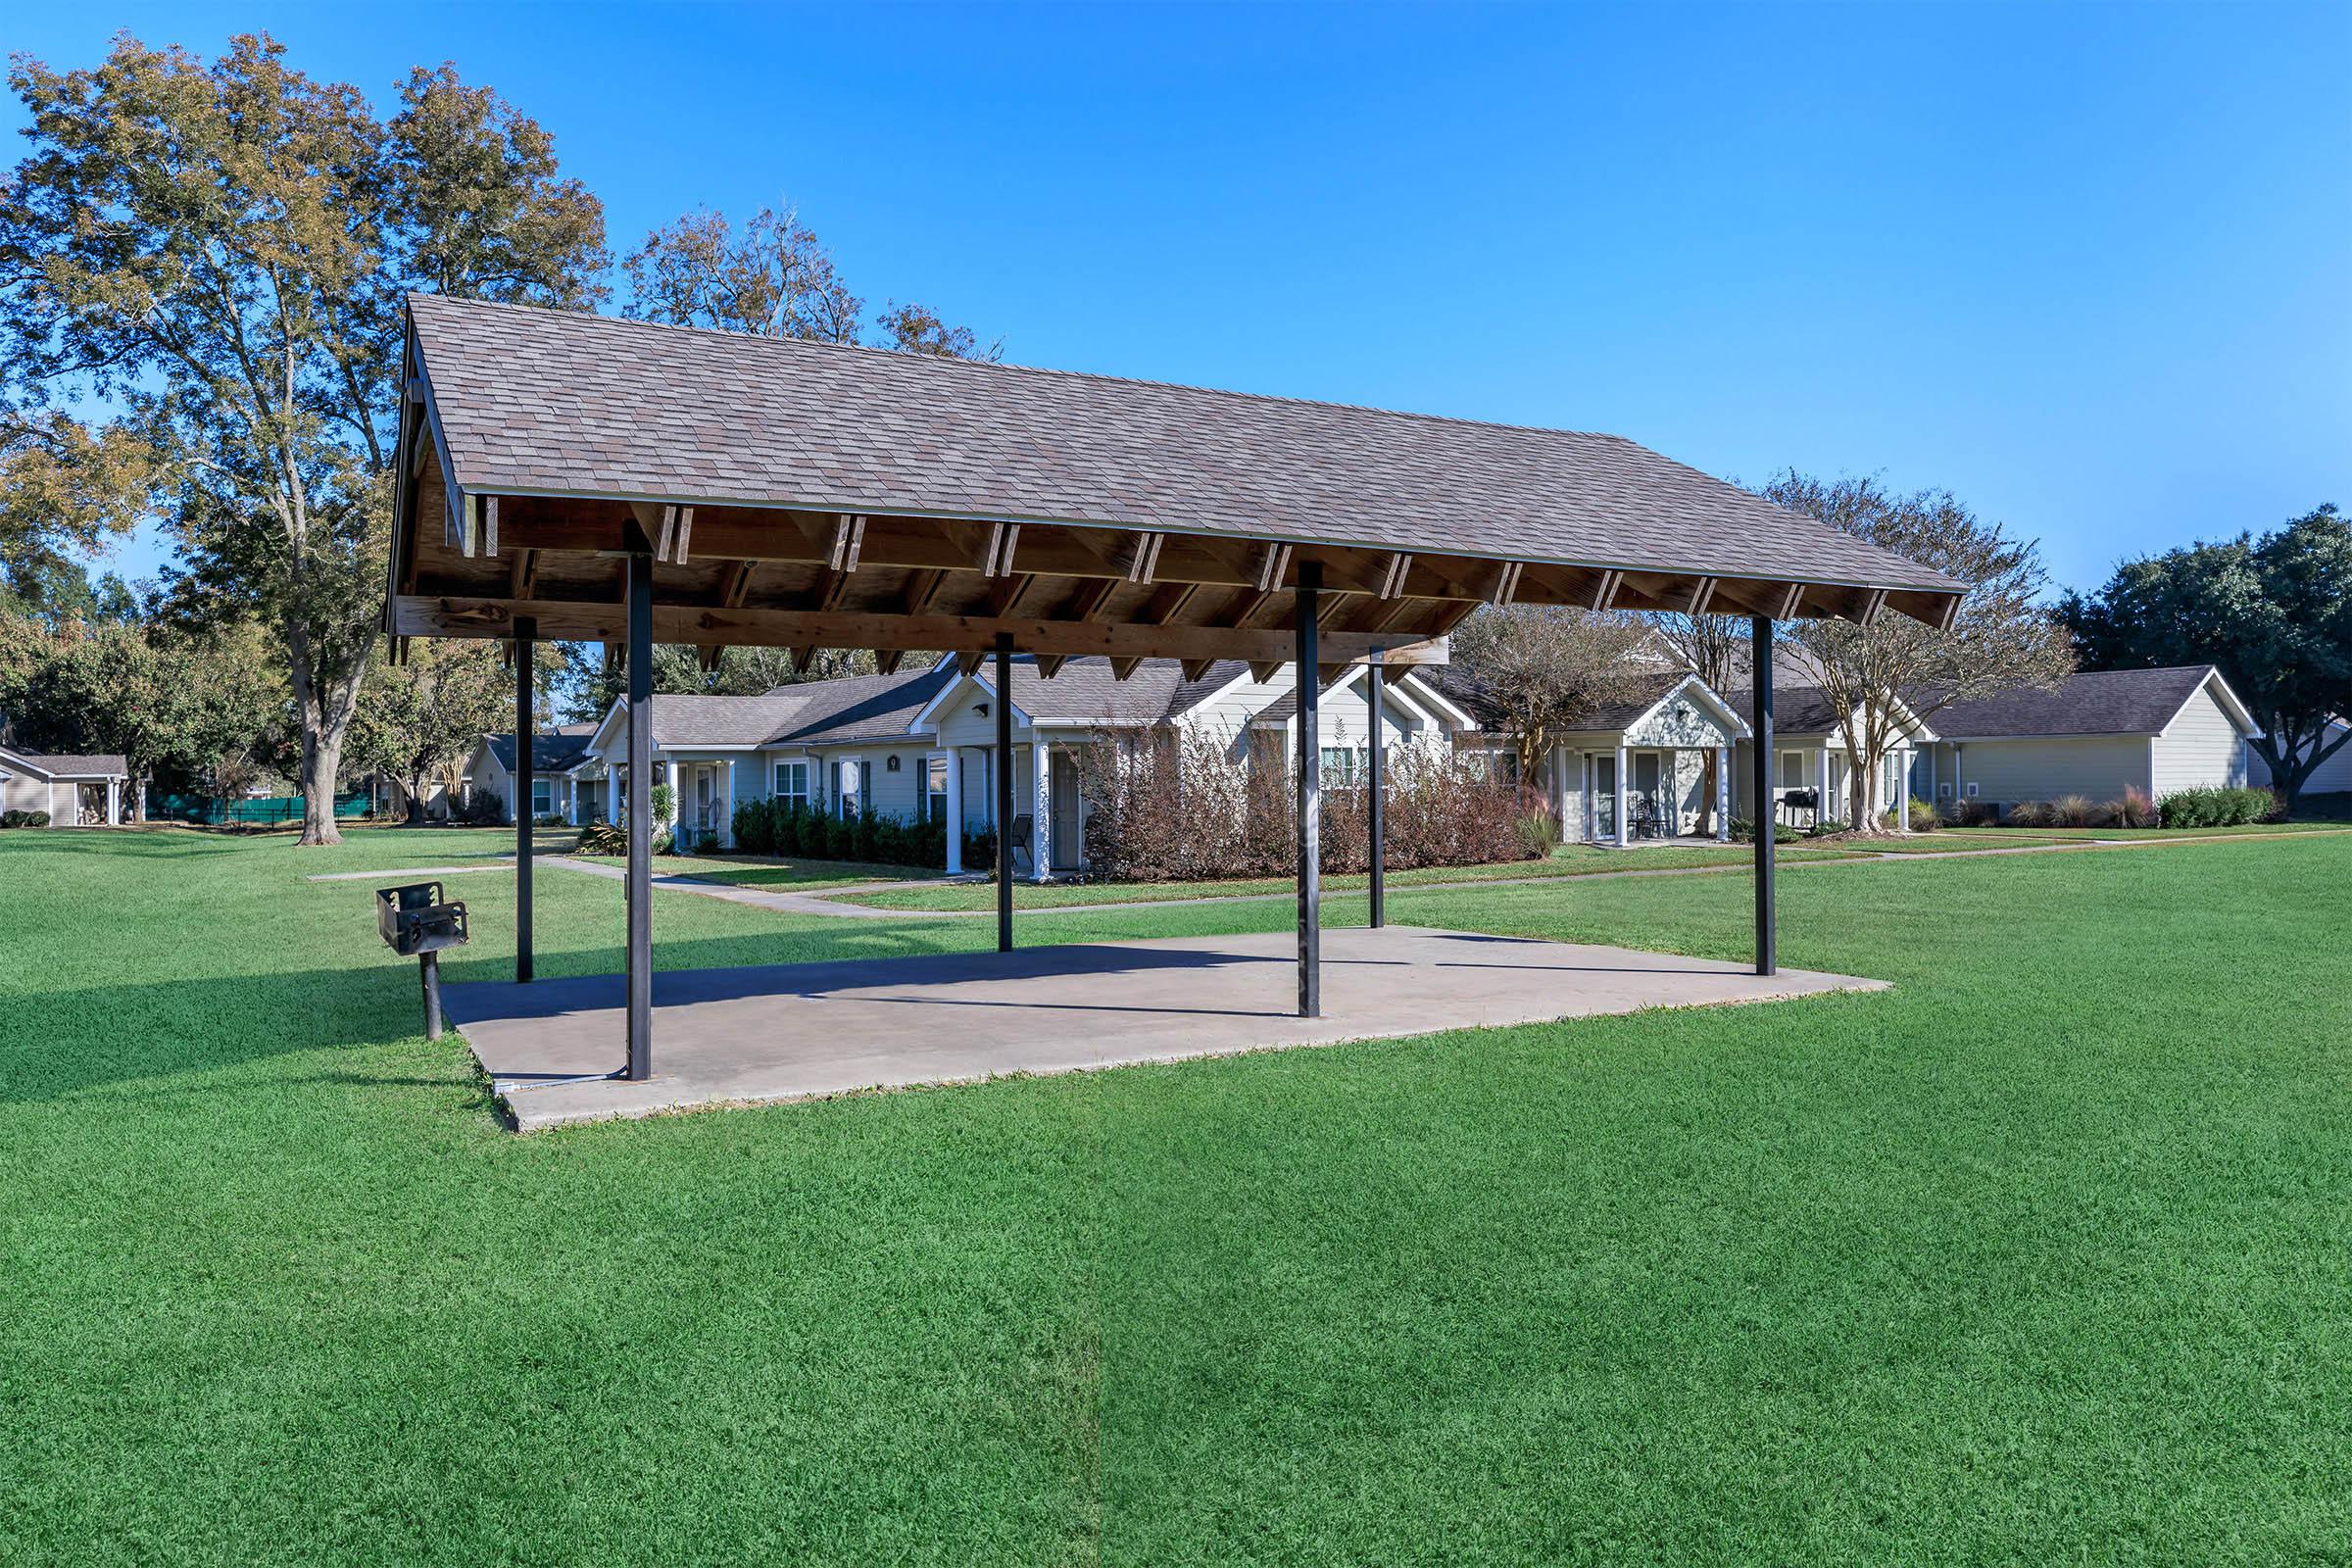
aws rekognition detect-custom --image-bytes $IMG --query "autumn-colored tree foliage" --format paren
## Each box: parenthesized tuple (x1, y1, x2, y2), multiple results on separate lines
(0, 34, 607, 843)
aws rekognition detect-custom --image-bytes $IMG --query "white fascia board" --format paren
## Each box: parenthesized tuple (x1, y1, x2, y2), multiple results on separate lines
(2159, 667, 2262, 739)
(1626, 674, 1751, 743)
(1395, 670, 1478, 728)
(0, 746, 56, 781)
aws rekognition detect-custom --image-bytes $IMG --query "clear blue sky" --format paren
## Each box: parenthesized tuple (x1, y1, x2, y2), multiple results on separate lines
(11, 2, 2348, 597)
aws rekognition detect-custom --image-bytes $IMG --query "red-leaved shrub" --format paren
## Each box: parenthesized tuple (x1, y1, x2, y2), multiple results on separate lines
(1075, 729, 1532, 881)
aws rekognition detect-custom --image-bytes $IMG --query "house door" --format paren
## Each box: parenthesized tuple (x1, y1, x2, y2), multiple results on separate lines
(694, 766, 717, 833)
(1592, 753, 1617, 840)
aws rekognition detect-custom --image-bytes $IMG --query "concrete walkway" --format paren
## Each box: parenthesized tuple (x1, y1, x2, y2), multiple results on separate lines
(443, 925, 1888, 1130)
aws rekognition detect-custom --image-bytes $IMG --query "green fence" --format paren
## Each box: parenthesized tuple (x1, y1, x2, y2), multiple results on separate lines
(152, 791, 372, 826)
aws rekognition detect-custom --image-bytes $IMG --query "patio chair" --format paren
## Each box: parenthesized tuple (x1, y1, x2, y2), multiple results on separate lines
(1629, 797, 1664, 840)
(1007, 813, 1035, 876)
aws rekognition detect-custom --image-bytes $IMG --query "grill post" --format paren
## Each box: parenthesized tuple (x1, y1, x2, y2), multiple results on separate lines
(994, 633, 1014, 954)
(624, 553, 654, 1080)
(1366, 647, 1385, 930)
(1750, 614, 1777, 976)
(514, 615, 535, 985)
(419, 951, 444, 1041)
(1297, 561, 1322, 1017)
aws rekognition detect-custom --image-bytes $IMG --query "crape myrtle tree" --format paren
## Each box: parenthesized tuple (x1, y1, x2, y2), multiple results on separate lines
(542, 204, 994, 705)
(1451, 606, 1657, 788)
(1765, 471, 2075, 833)
(346, 639, 518, 823)
(2060, 505, 2351, 809)
(0, 34, 607, 845)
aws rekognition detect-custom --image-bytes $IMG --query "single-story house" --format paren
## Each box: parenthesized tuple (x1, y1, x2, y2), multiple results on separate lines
(0, 745, 131, 824)
(1906, 664, 2258, 814)
(1441, 668, 1760, 844)
(1725, 684, 1938, 831)
(577, 654, 1466, 874)
(461, 723, 600, 825)
(2246, 717, 2351, 798)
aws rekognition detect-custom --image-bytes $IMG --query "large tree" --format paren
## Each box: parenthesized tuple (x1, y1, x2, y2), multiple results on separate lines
(0, 34, 606, 844)
(1451, 606, 1657, 785)
(554, 641, 875, 722)
(1766, 472, 2075, 832)
(2060, 505, 2351, 808)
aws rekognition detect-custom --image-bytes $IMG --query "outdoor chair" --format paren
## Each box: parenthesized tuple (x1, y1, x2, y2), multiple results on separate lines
(1007, 813, 1035, 876)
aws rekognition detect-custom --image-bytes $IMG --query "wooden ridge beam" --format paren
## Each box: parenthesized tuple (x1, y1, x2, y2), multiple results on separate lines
(391, 594, 1451, 666)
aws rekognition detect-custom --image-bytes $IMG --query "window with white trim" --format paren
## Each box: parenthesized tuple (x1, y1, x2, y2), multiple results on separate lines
(530, 779, 553, 817)
(925, 755, 950, 823)
(773, 760, 809, 809)
(1319, 746, 1368, 785)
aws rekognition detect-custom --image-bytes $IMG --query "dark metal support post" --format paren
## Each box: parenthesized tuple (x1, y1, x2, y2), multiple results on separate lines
(419, 952, 443, 1041)
(994, 633, 1014, 954)
(1749, 614, 1777, 977)
(624, 555, 655, 1079)
(1296, 562, 1322, 1017)
(1365, 648, 1385, 929)
(514, 615, 535, 985)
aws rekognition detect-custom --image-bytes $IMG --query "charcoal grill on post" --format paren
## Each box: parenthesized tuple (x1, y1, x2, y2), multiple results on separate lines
(376, 881, 470, 1039)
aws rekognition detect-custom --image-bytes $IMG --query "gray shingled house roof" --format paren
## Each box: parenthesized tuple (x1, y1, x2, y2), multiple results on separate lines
(1429, 666, 1716, 736)
(1915, 665, 2247, 739)
(486, 724, 598, 773)
(407, 293, 1964, 595)
(772, 668, 959, 746)
(0, 748, 128, 777)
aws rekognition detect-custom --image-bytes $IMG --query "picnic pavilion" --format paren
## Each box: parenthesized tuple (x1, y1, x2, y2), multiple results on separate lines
(384, 294, 1964, 1126)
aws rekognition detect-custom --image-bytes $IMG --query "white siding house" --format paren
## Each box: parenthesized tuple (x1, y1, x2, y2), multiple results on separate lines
(2246, 719, 2352, 799)
(0, 746, 130, 825)
(577, 656, 1472, 875)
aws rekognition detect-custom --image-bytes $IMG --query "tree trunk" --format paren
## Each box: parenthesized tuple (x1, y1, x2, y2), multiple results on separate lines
(299, 724, 345, 846)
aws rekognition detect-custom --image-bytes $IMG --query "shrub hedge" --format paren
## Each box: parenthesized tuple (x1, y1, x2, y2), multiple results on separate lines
(1, 808, 53, 828)
(729, 798, 947, 867)
(2157, 786, 2277, 830)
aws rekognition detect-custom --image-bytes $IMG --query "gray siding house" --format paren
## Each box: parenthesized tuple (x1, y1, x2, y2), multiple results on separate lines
(461, 724, 600, 824)
(1907, 665, 2258, 814)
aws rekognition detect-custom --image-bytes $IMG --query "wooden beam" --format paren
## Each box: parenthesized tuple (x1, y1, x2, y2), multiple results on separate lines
(1489, 561, 1523, 607)
(1067, 576, 1120, 622)
(875, 649, 906, 675)
(482, 495, 500, 558)
(1180, 658, 1218, 682)
(828, 513, 865, 572)
(391, 594, 1451, 666)
(1855, 587, 1889, 627)
(1776, 581, 1805, 620)
(1686, 576, 1718, 616)
(986, 572, 1035, 617)
(956, 650, 988, 675)
(1035, 655, 1070, 678)
(1378, 553, 1414, 600)
(509, 548, 537, 601)
(672, 507, 696, 564)
(902, 567, 949, 615)
(1591, 569, 1623, 611)
(718, 559, 756, 609)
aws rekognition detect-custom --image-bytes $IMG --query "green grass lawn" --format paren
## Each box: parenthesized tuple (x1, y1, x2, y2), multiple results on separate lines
(573, 847, 929, 890)
(833, 841, 1863, 911)
(4, 823, 2347, 1564)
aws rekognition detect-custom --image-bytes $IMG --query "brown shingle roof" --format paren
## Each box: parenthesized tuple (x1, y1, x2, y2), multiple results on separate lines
(409, 293, 1964, 594)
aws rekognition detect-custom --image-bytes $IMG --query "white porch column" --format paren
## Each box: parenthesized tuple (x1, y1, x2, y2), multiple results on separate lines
(1895, 746, 1913, 834)
(608, 768, 622, 825)
(945, 748, 964, 873)
(724, 759, 739, 849)
(663, 759, 681, 841)
(1819, 746, 1834, 827)
(1613, 744, 1630, 848)
(136, 778, 148, 822)
(1716, 746, 1731, 842)
(105, 778, 121, 825)
(1031, 739, 1053, 881)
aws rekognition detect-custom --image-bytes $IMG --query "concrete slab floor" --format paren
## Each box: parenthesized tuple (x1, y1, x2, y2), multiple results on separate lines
(442, 925, 1889, 1131)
